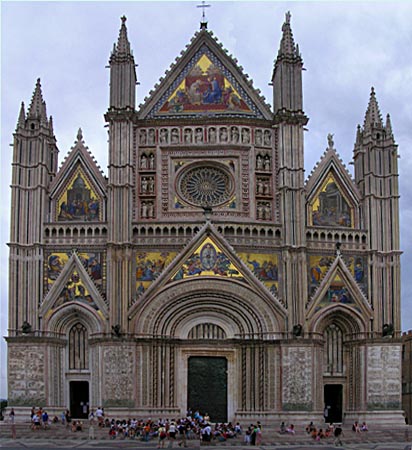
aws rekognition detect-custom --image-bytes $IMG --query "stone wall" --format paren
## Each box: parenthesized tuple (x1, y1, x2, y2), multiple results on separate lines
(8, 343, 46, 406)
(366, 344, 402, 410)
(281, 345, 313, 411)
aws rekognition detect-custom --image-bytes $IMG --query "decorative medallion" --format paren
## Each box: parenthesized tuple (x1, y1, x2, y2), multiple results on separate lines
(177, 163, 234, 208)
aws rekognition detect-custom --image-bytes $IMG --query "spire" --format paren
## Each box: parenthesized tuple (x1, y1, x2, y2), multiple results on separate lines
(17, 102, 26, 129)
(27, 78, 47, 121)
(49, 115, 54, 134)
(363, 87, 383, 132)
(277, 11, 299, 59)
(385, 113, 393, 138)
(112, 16, 131, 57)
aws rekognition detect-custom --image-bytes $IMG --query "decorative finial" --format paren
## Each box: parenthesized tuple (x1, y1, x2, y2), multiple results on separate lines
(285, 11, 291, 24)
(77, 128, 83, 142)
(197, 1, 211, 29)
(327, 133, 334, 149)
(121, 15, 127, 24)
(335, 241, 341, 256)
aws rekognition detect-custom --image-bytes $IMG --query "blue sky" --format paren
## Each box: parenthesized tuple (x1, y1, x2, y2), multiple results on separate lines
(1, 1, 412, 398)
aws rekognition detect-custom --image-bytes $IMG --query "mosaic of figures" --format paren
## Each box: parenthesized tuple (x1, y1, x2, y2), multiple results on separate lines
(57, 168, 102, 222)
(54, 270, 99, 310)
(308, 254, 368, 298)
(46, 252, 104, 294)
(309, 173, 354, 228)
(171, 238, 243, 282)
(238, 252, 279, 296)
(158, 54, 251, 115)
(138, 126, 272, 147)
(136, 251, 177, 296)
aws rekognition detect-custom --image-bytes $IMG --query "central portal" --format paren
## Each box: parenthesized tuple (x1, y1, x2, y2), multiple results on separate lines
(188, 356, 228, 422)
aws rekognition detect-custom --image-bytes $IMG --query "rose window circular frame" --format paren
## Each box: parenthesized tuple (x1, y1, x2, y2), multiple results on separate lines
(177, 163, 234, 208)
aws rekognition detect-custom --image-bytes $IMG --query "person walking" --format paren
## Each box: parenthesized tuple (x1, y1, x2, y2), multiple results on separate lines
(9, 408, 16, 439)
(334, 424, 343, 447)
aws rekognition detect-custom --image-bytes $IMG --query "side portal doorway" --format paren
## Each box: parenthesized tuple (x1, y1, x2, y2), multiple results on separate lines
(69, 381, 89, 419)
(188, 356, 227, 422)
(324, 384, 343, 423)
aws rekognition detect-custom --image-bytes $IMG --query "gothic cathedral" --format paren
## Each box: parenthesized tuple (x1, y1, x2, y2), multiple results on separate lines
(7, 14, 404, 425)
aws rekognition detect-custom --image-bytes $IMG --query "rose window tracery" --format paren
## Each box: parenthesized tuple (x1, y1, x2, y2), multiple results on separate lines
(177, 164, 234, 207)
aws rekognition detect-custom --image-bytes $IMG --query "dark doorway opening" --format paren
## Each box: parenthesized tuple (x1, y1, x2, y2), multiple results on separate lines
(188, 356, 227, 422)
(324, 384, 343, 423)
(69, 381, 89, 419)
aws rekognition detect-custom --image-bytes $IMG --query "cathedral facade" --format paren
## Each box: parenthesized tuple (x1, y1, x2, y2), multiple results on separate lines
(7, 14, 404, 425)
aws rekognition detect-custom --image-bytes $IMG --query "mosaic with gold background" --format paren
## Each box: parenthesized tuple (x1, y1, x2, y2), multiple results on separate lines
(309, 173, 354, 228)
(136, 251, 177, 296)
(159, 54, 252, 115)
(308, 254, 368, 299)
(45, 251, 104, 294)
(57, 166, 102, 221)
(238, 252, 279, 296)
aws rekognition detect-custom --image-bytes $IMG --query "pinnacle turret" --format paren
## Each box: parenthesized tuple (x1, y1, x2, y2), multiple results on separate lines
(17, 102, 26, 129)
(363, 87, 383, 132)
(27, 78, 47, 122)
(385, 113, 393, 138)
(276, 11, 300, 60)
(107, 16, 137, 110)
(111, 16, 132, 58)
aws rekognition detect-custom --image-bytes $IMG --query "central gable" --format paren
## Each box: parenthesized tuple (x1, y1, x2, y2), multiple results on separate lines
(139, 30, 272, 120)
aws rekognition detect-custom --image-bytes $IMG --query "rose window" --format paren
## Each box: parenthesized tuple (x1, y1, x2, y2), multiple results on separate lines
(177, 164, 234, 207)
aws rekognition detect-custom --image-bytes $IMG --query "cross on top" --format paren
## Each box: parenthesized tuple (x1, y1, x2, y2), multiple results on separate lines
(197, 1, 211, 29)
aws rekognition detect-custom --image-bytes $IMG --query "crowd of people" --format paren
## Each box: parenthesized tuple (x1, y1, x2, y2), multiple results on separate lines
(25, 405, 369, 447)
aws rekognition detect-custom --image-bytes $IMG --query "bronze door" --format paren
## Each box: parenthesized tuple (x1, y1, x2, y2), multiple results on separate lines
(188, 356, 227, 422)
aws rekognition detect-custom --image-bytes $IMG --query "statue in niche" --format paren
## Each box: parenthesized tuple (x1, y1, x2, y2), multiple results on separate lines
(141, 201, 147, 218)
(255, 129, 263, 146)
(220, 127, 228, 142)
(139, 129, 147, 145)
(264, 155, 271, 171)
(257, 178, 264, 194)
(148, 177, 155, 193)
(208, 127, 217, 144)
(195, 128, 203, 143)
(147, 202, 154, 218)
(256, 154, 263, 170)
(141, 177, 148, 193)
(160, 128, 168, 144)
(148, 129, 155, 145)
(231, 126, 239, 143)
(149, 153, 155, 170)
(184, 129, 192, 143)
(171, 128, 179, 144)
(263, 180, 270, 195)
(264, 130, 271, 146)
(257, 203, 264, 219)
(264, 203, 271, 220)
(140, 154, 148, 169)
(242, 128, 250, 144)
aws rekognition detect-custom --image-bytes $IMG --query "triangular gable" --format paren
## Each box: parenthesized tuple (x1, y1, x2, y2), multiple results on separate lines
(129, 222, 286, 318)
(49, 129, 107, 222)
(138, 30, 273, 120)
(306, 148, 361, 228)
(306, 254, 372, 320)
(40, 251, 108, 318)
(45, 250, 105, 297)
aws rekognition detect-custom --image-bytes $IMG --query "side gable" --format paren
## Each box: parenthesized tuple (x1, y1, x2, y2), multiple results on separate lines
(306, 254, 372, 322)
(138, 29, 273, 120)
(49, 129, 107, 222)
(306, 145, 362, 228)
(40, 251, 108, 319)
